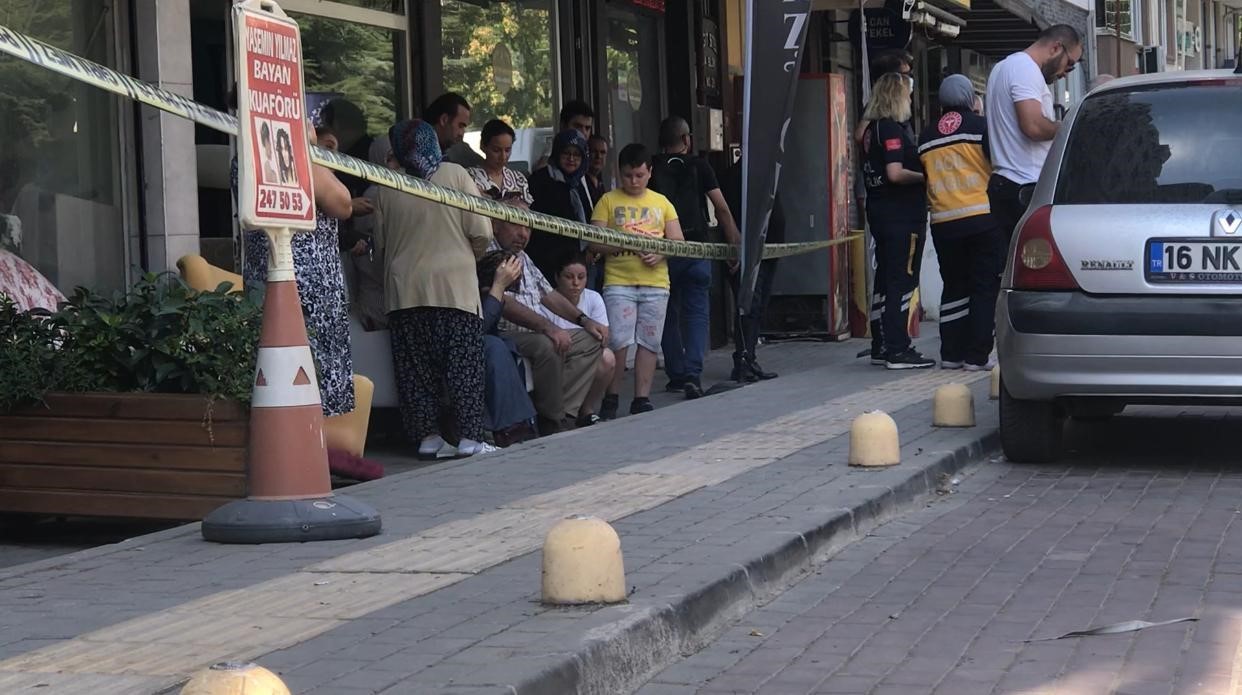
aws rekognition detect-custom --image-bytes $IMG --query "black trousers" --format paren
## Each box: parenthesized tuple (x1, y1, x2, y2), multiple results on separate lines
(987, 174, 1029, 243)
(868, 217, 926, 356)
(388, 307, 485, 444)
(728, 260, 778, 362)
(934, 227, 1005, 365)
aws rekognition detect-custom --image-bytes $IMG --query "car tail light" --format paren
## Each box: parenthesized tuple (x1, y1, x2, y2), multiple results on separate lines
(1011, 205, 1079, 290)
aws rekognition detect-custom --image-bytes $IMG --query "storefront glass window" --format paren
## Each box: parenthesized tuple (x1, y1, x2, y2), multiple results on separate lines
(606, 6, 663, 153)
(293, 12, 405, 135)
(0, 1, 128, 295)
(441, 0, 557, 170)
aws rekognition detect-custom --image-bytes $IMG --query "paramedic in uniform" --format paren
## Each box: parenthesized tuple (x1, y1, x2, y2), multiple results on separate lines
(918, 74, 1004, 372)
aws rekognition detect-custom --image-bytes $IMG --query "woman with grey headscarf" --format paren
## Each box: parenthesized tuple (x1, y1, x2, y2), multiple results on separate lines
(917, 74, 1004, 371)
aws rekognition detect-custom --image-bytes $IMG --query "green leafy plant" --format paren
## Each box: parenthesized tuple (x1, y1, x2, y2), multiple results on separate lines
(0, 273, 262, 412)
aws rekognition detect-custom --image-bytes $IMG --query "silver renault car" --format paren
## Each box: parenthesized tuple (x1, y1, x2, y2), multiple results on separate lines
(996, 67, 1242, 463)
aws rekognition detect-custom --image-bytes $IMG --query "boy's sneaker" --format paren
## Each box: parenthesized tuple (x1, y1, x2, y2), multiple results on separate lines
(599, 394, 619, 421)
(575, 412, 601, 428)
(630, 397, 655, 415)
(665, 379, 686, 393)
(964, 357, 998, 372)
(885, 349, 935, 370)
(870, 349, 888, 366)
(683, 382, 704, 400)
(941, 360, 964, 370)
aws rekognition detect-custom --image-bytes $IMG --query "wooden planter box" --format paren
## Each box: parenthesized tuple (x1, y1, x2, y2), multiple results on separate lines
(0, 393, 248, 520)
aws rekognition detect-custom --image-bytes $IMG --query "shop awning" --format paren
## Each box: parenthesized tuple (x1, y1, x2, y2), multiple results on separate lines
(945, 0, 1046, 58)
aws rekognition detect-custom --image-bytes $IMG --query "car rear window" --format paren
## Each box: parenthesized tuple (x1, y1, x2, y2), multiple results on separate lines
(1054, 82, 1242, 205)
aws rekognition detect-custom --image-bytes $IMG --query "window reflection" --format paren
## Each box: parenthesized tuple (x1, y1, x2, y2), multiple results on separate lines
(441, 0, 557, 171)
(0, 0, 126, 294)
(606, 7, 661, 152)
(294, 12, 404, 135)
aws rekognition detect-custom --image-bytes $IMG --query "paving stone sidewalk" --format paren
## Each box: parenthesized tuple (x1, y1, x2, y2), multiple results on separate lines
(0, 332, 999, 694)
(641, 408, 1242, 695)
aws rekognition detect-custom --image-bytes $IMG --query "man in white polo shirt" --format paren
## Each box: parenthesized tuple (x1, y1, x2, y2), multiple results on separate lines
(985, 25, 1083, 239)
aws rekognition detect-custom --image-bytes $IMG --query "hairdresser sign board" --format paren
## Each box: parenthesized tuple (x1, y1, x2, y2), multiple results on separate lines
(234, 0, 315, 230)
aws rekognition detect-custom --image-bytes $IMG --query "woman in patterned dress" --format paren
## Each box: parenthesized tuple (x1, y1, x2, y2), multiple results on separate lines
(468, 119, 533, 205)
(237, 126, 356, 417)
(374, 119, 495, 458)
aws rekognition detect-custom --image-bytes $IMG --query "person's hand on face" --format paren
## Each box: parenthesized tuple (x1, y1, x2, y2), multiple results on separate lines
(495, 256, 522, 289)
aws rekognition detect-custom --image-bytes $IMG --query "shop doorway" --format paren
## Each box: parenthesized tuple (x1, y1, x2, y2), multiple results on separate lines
(603, 2, 666, 152)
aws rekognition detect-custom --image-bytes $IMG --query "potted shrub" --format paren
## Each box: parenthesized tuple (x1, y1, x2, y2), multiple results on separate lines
(0, 274, 262, 520)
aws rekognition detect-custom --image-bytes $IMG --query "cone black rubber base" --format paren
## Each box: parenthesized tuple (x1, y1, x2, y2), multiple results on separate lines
(201, 494, 382, 544)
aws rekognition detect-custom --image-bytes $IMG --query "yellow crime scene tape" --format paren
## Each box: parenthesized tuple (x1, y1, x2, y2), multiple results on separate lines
(0, 23, 861, 261)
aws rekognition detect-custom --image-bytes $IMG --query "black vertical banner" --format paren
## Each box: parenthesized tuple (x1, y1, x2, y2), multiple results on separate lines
(738, 0, 812, 313)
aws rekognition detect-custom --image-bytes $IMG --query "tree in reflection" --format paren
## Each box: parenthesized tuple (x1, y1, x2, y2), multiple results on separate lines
(1062, 93, 1171, 204)
(441, 0, 553, 129)
(299, 15, 398, 135)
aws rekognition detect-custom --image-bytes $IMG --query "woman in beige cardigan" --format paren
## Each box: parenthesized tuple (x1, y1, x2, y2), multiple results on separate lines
(374, 119, 494, 458)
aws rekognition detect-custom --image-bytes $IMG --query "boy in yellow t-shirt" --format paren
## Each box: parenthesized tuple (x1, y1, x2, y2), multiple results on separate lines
(590, 143, 685, 420)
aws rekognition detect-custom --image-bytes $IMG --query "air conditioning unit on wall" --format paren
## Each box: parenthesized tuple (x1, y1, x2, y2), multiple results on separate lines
(1139, 45, 1164, 73)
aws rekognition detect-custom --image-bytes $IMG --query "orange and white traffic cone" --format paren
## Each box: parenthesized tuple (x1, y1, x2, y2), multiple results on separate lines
(202, 228, 381, 544)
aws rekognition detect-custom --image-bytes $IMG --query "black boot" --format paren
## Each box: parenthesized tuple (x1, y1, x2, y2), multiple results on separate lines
(731, 356, 757, 383)
(746, 355, 777, 380)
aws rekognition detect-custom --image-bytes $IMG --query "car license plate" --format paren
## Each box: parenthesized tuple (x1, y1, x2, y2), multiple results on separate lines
(1147, 239, 1242, 282)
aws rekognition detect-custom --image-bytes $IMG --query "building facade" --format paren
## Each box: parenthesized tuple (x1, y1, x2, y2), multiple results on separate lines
(6, 0, 1218, 312)
(1095, 0, 1241, 77)
(0, 0, 737, 296)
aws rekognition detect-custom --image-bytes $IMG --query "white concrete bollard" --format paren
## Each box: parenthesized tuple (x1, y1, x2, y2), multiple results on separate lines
(933, 383, 976, 428)
(849, 411, 900, 468)
(990, 366, 1000, 400)
(541, 515, 626, 605)
(181, 662, 290, 695)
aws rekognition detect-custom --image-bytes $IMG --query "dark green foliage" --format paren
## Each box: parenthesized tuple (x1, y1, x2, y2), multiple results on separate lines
(0, 273, 262, 412)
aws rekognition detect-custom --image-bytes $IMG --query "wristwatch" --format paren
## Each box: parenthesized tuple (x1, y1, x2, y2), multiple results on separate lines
(575, 313, 588, 326)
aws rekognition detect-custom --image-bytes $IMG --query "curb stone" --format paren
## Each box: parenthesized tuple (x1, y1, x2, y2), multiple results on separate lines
(514, 417, 1000, 694)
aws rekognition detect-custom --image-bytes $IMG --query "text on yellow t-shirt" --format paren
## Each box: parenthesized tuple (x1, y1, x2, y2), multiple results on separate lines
(591, 188, 679, 289)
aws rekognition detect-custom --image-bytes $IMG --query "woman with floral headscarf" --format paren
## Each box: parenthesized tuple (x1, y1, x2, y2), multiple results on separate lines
(526, 129, 593, 283)
(373, 119, 496, 458)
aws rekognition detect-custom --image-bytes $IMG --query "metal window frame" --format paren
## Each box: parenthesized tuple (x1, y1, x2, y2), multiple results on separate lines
(113, 0, 140, 284)
(278, 0, 407, 29)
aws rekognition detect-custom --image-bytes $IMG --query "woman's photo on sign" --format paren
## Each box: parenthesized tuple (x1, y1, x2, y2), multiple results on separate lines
(275, 122, 298, 187)
(258, 119, 279, 185)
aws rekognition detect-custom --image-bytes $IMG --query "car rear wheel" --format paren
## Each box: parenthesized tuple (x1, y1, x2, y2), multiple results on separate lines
(999, 381, 1064, 463)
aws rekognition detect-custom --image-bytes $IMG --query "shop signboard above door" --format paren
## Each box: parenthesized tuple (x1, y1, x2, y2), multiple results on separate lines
(848, 7, 912, 52)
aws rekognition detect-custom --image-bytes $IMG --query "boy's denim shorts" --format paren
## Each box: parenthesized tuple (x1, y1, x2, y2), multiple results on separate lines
(602, 285, 670, 353)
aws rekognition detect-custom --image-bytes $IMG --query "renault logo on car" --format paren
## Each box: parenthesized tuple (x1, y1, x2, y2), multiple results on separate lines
(1216, 210, 1242, 236)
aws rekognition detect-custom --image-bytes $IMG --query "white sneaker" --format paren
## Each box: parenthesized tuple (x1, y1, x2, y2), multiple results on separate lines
(964, 357, 998, 372)
(941, 360, 964, 370)
(457, 439, 500, 457)
(419, 435, 446, 457)
(434, 442, 461, 459)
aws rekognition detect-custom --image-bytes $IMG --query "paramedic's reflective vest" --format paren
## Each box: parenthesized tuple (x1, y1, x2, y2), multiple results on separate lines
(917, 109, 995, 238)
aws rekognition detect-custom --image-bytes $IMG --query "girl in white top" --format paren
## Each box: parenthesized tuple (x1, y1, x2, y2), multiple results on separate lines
(540, 254, 616, 426)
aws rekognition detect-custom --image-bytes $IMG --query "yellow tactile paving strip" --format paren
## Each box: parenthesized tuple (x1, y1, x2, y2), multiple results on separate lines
(0, 371, 986, 693)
